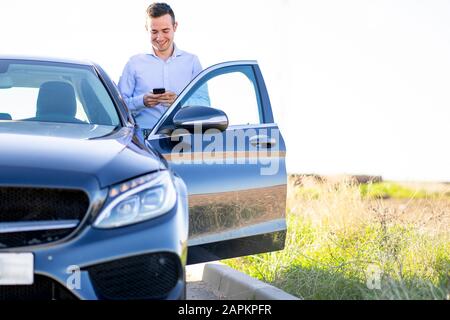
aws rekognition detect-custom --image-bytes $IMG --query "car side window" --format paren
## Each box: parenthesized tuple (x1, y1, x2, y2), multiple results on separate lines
(179, 66, 262, 126)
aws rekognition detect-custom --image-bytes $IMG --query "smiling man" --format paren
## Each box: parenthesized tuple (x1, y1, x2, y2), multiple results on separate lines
(118, 2, 205, 132)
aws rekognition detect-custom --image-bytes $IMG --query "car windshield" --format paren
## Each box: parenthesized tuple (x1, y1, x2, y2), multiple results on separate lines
(0, 60, 121, 132)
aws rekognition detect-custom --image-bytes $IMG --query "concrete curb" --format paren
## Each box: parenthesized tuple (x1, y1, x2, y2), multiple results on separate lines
(187, 262, 301, 300)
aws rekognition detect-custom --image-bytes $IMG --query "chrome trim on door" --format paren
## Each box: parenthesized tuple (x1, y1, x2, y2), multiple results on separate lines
(187, 218, 286, 246)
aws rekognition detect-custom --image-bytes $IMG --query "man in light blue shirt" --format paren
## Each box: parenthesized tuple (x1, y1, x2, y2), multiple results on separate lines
(118, 3, 208, 130)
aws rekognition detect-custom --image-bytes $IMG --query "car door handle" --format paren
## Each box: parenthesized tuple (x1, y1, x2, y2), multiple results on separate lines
(250, 135, 276, 148)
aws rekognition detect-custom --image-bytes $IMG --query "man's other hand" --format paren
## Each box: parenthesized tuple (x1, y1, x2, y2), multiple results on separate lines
(158, 91, 177, 106)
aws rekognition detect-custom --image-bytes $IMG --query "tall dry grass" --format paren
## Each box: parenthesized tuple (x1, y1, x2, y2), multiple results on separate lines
(225, 175, 450, 300)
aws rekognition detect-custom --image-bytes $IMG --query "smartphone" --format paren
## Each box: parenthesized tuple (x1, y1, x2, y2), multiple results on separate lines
(152, 88, 165, 94)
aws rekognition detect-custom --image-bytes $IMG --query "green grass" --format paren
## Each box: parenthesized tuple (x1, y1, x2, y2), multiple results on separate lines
(224, 180, 450, 300)
(297, 181, 447, 200)
(359, 182, 442, 199)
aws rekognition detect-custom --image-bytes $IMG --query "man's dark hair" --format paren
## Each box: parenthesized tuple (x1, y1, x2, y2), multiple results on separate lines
(146, 3, 175, 25)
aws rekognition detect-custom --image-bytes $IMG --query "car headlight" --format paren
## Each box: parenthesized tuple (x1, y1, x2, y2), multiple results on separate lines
(94, 170, 177, 229)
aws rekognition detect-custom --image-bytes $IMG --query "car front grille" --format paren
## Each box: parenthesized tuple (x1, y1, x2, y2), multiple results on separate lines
(0, 187, 89, 222)
(0, 228, 73, 249)
(87, 253, 181, 300)
(0, 187, 90, 248)
(0, 275, 78, 300)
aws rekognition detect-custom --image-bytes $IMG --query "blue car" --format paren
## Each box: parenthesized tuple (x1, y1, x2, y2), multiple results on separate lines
(0, 56, 287, 300)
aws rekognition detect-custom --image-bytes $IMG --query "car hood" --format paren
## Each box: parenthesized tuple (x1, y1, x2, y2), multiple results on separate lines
(0, 121, 165, 190)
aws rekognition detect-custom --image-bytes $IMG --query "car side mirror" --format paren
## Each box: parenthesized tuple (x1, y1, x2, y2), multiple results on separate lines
(0, 113, 12, 120)
(173, 106, 229, 133)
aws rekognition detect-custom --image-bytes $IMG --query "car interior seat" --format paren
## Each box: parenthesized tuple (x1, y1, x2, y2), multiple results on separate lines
(35, 81, 85, 124)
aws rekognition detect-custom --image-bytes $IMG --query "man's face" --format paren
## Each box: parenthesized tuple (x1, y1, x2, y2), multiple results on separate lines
(146, 14, 178, 54)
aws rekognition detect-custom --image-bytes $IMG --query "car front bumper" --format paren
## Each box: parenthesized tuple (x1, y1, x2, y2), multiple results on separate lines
(0, 181, 189, 300)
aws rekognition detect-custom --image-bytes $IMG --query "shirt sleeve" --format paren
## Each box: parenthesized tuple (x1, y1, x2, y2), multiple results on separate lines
(118, 60, 145, 114)
(192, 55, 203, 78)
(185, 56, 211, 107)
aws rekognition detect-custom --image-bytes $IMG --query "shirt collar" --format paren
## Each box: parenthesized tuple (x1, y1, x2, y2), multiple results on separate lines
(148, 43, 183, 59)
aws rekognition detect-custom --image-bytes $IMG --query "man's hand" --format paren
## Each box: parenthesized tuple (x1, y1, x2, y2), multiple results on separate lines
(143, 91, 177, 108)
(143, 93, 161, 107)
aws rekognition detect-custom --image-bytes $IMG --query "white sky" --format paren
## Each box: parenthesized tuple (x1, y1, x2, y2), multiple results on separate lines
(1, 0, 449, 181)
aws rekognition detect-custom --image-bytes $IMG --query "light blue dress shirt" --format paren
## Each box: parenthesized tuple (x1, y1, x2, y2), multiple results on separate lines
(118, 45, 207, 129)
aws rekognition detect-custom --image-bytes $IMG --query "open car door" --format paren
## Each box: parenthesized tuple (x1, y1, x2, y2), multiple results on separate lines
(146, 61, 287, 264)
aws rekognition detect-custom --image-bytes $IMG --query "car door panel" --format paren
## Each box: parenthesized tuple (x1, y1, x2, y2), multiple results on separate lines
(146, 61, 287, 264)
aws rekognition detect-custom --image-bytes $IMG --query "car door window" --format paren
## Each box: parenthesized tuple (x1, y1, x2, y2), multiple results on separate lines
(179, 66, 262, 126)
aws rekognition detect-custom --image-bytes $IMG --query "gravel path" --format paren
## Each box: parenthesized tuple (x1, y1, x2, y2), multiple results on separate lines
(187, 281, 222, 300)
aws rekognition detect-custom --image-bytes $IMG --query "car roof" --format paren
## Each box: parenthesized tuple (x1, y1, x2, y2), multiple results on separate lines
(0, 55, 93, 66)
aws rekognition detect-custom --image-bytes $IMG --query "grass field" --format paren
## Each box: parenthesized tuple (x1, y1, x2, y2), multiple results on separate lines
(224, 175, 450, 300)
